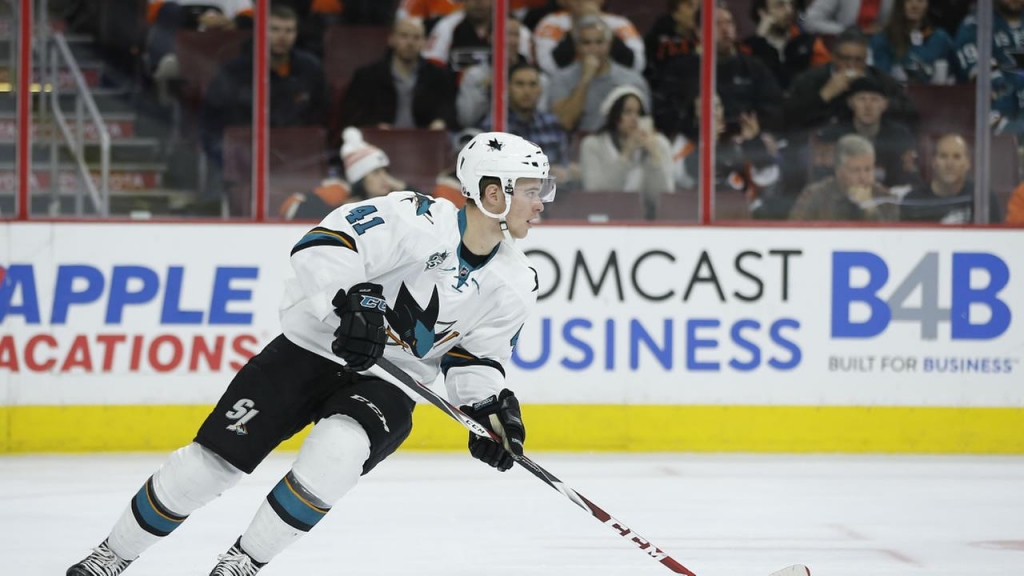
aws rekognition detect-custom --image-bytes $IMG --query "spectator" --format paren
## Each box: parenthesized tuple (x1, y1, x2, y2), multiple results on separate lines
(278, 178, 351, 221)
(338, 127, 410, 200)
(654, 5, 785, 136)
(146, 1, 252, 37)
(201, 5, 327, 208)
(1007, 181, 1024, 223)
(279, 127, 410, 220)
(816, 76, 920, 188)
(340, 17, 456, 130)
(643, 0, 699, 88)
(954, 0, 1024, 82)
(579, 86, 673, 217)
(741, 0, 831, 91)
(785, 27, 918, 132)
(870, 0, 955, 84)
(398, 0, 549, 32)
(480, 63, 577, 186)
(789, 134, 899, 220)
(672, 94, 785, 218)
(549, 15, 650, 132)
(990, 68, 1024, 137)
(712, 5, 785, 131)
(458, 19, 547, 129)
(901, 134, 1003, 223)
(145, 0, 253, 96)
(272, 0, 394, 57)
(534, 0, 645, 75)
(522, 0, 561, 30)
(804, 0, 895, 35)
(422, 0, 533, 72)
(951, 2, 1024, 138)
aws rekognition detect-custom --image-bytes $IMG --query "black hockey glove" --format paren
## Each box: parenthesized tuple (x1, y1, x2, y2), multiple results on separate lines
(461, 389, 525, 472)
(331, 283, 388, 372)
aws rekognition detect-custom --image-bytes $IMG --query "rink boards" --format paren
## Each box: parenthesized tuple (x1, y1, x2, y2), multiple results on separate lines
(1, 221, 1023, 453)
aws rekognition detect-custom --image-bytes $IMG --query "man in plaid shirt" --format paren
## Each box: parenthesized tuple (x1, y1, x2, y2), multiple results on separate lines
(484, 62, 577, 185)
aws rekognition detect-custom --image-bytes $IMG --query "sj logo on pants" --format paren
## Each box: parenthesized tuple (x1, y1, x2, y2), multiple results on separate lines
(225, 398, 260, 435)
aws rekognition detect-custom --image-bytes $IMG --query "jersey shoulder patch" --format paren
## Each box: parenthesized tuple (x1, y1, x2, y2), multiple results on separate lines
(386, 190, 460, 228)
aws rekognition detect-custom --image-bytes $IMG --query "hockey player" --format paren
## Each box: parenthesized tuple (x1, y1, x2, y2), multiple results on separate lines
(66, 132, 556, 576)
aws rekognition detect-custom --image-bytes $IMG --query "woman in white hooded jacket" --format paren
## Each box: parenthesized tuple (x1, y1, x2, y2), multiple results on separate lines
(579, 85, 674, 208)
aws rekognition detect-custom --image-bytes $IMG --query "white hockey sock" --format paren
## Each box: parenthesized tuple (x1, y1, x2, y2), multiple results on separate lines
(239, 415, 370, 564)
(107, 442, 243, 560)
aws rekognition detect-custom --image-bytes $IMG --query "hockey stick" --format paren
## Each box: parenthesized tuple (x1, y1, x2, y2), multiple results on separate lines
(374, 357, 809, 576)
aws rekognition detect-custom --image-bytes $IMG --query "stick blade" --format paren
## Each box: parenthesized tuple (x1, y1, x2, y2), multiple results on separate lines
(767, 565, 810, 576)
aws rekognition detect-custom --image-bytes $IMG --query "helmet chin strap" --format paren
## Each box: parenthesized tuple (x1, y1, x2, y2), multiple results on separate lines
(476, 189, 515, 243)
(499, 218, 514, 243)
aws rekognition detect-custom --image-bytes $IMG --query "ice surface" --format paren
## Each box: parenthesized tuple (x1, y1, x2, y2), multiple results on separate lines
(2, 452, 1022, 575)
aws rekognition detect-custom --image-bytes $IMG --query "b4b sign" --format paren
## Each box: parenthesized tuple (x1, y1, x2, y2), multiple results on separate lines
(830, 251, 1011, 340)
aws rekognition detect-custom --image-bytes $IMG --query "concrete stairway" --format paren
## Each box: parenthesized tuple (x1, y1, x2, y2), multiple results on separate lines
(0, 25, 194, 218)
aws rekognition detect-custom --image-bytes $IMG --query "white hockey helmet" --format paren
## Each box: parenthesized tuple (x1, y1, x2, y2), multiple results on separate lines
(456, 131, 556, 219)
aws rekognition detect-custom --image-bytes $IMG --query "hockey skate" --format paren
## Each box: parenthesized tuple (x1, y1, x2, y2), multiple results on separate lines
(66, 539, 132, 576)
(209, 539, 266, 576)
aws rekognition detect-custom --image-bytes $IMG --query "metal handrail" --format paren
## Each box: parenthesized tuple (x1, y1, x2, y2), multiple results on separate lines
(49, 32, 110, 216)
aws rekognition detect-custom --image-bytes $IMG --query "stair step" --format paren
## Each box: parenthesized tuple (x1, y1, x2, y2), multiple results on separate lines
(0, 38, 103, 64)
(0, 138, 162, 163)
(0, 64, 104, 89)
(0, 115, 138, 140)
(0, 166, 164, 193)
(1, 188, 200, 218)
(0, 90, 136, 114)
(0, 17, 96, 43)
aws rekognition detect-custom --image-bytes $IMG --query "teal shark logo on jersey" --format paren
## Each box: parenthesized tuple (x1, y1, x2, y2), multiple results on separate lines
(385, 283, 456, 358)
(402, 193, 437, 223)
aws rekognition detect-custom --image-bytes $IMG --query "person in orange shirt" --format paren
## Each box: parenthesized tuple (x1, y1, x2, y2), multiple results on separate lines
(741, 0, 831, 91)
(1006, 183, 1024, 224)
(280, 127, 411, 219)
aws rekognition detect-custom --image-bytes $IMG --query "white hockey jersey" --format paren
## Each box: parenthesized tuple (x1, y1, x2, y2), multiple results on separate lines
(280, 191, 538, 406)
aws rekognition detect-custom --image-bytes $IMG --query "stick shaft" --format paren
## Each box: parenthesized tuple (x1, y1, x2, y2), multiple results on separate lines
(374, 357, 697, 575)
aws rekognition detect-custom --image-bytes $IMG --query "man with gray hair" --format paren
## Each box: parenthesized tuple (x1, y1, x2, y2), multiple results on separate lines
(789, 133, 898, 221)
(549, 14, 650, 132)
